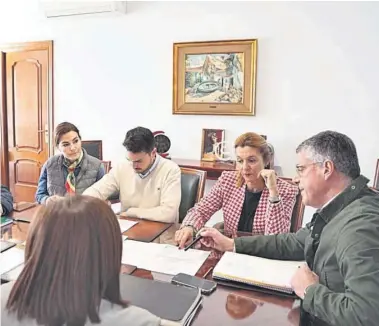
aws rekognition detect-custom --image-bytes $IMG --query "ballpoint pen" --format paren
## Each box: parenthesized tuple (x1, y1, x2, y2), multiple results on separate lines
(183, 234, 203, 251)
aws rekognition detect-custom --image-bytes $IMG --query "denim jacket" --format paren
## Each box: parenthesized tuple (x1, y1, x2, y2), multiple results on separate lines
(1, 185, 14, 216)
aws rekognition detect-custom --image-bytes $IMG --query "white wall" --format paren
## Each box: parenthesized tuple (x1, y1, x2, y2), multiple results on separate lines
(1, 1, 378, 225)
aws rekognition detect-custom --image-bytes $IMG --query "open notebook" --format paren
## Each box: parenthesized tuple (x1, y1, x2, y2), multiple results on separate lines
(213, 252, 304, 294)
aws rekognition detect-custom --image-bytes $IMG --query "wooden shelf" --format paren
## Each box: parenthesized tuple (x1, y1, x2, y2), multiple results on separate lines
(173, 158, 236, 180)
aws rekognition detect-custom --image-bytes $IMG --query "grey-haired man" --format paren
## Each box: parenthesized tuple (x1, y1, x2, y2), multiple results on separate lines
(199, 130, 379, 326)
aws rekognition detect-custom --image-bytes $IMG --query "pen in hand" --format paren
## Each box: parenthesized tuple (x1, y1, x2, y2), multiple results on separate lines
(183, 234, 203, 251)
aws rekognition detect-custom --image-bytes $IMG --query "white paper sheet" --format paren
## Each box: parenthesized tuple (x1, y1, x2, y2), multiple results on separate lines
(111, 202, 122, 214)
(2, 263, 24, 281)
(118, 219, 138, 233)
(0, 247, 25, 275)
(122, 240, 210, 276)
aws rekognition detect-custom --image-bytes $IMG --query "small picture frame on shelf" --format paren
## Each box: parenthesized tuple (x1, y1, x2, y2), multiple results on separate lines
(201, 129, 225, 162)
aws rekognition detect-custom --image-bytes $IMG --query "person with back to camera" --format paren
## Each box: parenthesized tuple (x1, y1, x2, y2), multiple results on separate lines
(1, 195, 161, 326)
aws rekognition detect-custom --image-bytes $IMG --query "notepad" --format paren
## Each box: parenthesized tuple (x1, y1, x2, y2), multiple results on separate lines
(213, 252, 304, 294)
(122, 240, 210, 276)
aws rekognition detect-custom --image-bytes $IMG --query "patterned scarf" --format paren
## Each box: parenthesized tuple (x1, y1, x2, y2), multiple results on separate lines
(64, 150, 84, 194)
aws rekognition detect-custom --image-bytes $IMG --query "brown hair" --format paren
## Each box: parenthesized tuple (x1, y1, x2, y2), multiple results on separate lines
(55, 122, 81, 147)
(234, 132, 271, 187)
(6, 195, 127, 326)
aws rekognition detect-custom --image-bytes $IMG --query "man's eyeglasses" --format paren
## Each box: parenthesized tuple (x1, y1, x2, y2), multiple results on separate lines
(295, 162, 324, 175)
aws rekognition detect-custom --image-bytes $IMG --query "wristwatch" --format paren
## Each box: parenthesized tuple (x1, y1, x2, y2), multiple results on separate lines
(269, 196, 281, 204)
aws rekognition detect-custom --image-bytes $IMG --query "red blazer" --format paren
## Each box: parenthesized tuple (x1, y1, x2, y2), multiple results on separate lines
(182, 171, 299, 237)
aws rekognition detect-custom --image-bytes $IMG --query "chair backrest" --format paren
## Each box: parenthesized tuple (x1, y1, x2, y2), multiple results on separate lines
(278, 177, 304, 232)
(82, 140, 103, 160)
(100, 160, 111, 173)
(179, 167, 207, 223)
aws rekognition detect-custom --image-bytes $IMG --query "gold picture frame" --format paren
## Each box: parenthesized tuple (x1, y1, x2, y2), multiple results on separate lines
(173, 39, 258, 116)
(200, 128, 225, 162)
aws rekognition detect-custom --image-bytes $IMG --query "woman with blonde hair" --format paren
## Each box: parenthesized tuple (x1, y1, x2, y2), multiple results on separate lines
(175, 132, 298, 250)
(1, 195, 160, 326)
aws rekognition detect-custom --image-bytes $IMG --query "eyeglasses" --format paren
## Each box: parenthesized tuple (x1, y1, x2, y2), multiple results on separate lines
(295, 162, 324, 176)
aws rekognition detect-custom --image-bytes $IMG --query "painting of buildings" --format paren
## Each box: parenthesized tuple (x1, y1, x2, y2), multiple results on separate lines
(185, 53, 244, 104)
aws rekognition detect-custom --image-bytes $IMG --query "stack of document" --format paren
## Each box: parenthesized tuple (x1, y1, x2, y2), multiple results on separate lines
(122, 240, 210, 276)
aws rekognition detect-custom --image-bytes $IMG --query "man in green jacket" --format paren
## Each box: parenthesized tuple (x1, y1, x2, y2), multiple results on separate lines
(200, 130, 379, 326)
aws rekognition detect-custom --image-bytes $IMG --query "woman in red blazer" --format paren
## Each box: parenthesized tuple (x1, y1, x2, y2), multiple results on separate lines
(175, 132, 299, 249)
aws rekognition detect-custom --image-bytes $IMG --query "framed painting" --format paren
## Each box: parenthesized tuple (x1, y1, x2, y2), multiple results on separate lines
(173, 39, 257, 116)
(374, 159, 379, 190)
(201, 129, 225, 162)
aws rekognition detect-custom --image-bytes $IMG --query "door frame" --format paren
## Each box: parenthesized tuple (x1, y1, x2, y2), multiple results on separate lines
(0, 40, 54, 187)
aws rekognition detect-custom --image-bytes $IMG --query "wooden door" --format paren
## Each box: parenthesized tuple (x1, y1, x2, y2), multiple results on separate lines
(0, 41, 54, 202)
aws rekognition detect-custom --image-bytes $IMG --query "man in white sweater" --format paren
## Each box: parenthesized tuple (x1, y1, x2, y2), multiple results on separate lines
(83, 127, 181, 244)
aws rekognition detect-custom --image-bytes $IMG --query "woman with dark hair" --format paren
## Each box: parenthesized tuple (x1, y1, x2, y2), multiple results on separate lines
(35, 122, 105, 205)
(175, 132, 299, 251)
(1, 195, 160, 326)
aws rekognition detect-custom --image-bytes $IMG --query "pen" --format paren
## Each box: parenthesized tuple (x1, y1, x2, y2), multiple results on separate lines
(203, 267, 213, 279)
(13, 217, 31, 224)
(183, 235, 202, 251)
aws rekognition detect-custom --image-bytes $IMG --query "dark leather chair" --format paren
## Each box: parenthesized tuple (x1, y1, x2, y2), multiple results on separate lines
(81, 140, 103, 160)
(179, 167, 207, 223)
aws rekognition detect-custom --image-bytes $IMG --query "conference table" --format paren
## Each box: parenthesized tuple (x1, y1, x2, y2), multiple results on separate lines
(6, 205, 172, 243)
(3, 205, 300, 325)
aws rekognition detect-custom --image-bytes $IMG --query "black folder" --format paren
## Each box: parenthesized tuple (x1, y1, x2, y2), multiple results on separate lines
(119, 274, 202, 326)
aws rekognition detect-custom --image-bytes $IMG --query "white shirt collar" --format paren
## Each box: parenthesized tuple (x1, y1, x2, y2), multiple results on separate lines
(320, 192, 340, 210)
(138, 155, 160, 179)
